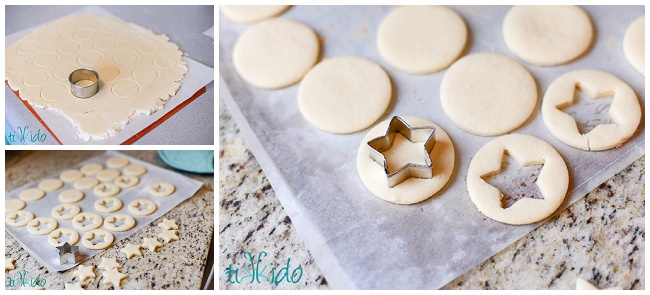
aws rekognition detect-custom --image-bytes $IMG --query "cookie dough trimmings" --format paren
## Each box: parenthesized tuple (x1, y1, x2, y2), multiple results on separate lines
(102, 268, 127, 287)
(72, 265, 96, 282)
(147, 182, 175, 197)
(80, 163, 104, 176)
(503, 5, 593, 66)
(299, 56, 392, 134)
(64, 282, 84, 290)
(72, 212, 103, 231)
(158, 218, 178, 230)
(38, 178, 64, 191)
(60, 169, 84, 182)
(82, 229, 114, 250)
(123, 164, 147, 176)
(94, 197, 123, 213)
(158, 230, 179, 243)
(59, 189, 85, 203)
(19, 188, 46, 202)
(74, 177, 100, 190)
(121, 243, 142, 259)
(98, 257, 122, 271)
(27, 217, 59, 235)
(51, 204, 81, 220)
(5, 199, 26, 212)
(377, 5, 467, 74)
(47, 228, 80, 247)
(357, 116, 456, 204)
(6, 210, 35, 227)
(128, 199, 157, 216)
(6, 258, 15, 272)
(233, 18, 319, 89)
(467, 134, 569, 225)
(141, 237, 163, 252)
(114, 175, 139, 188)
(623, 16, 645, 75)
(220, 5, 289, 23)
(106, 157, 130, 169)
(103, 214, 136, 232)
(541, 70, 641, 151)
(93, 183, 121, 197)
(440, 53, 537, 136)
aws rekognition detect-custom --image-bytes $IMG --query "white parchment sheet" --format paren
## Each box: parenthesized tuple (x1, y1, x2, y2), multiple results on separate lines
(219, 6, 645, 289)
(5, 151, 204, 272)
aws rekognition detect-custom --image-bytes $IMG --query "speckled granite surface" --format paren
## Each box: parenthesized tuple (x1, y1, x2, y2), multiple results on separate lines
(5, 150, 214, 290)
(219, 98, 644, 290)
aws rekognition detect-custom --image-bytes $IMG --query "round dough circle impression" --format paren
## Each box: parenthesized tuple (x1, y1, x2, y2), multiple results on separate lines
(82, 229, 114, 250)
(299, 56, 392, 134)
(80, 163, 104, 176)
(623, 16, 645, 75)
(48, 228, 80, 247)
(233, 18, 319, 89)
(541, 70, 641, 151)
(106, 157, 130, 169)
(357, 116, 455, 204)
(19, 188, 46, 202)
(377, 5, 467, 74)
(38, 178, 64, 191)
(502, 5, 593, 66)
(220, 5, 289, 23)
(467, 134, 569, 225)
(6, 199, 26, 212)
(59, 189, 85, 203)
(440, 53, 537, 136)
(60, 169, 84, 182)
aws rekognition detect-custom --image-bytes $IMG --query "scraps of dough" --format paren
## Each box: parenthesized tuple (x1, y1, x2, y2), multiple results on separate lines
(5, 13, 188, 140)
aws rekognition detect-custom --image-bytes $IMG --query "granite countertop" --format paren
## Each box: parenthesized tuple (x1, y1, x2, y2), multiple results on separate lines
(5, 150, 214, 290)
(219, 99, 644, 290)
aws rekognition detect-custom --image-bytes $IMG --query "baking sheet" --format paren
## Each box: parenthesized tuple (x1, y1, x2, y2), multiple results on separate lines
(4, 5, 214, 145)
(5, 151, 204, 272)
(218, 6, 645, 289)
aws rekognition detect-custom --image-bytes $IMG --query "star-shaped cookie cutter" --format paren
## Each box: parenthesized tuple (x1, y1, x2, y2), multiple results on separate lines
(56, 242, 79, 265)
(367, 116, 436, 188)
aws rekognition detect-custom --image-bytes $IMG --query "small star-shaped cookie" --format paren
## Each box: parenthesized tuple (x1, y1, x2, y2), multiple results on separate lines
(158, 218, 178, 230)
(142, 237, 163, 252)
(98, 257, 121, 271)
(65, 282, 84, 290)
(158, 230, 179, 243)
(121, 243, 142, 259)
(102, 268, 127, 287)
(72, 265, 96, 282)
(5, 258, 15, 271)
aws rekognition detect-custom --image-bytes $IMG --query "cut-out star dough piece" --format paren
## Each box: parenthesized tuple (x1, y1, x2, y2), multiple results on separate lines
(65, 282, 84, 290)
(121, 243, 142, 259)
(6, 258, 15, 271)
(98, 257, 122, 271)
(575, 278, 622, 290)
(72, 265, 96, 282)
(142, 237, 163, 252)
(158, 230, 179, 243)
(102, 268, 127, 287)
(157, 218, 178, 230)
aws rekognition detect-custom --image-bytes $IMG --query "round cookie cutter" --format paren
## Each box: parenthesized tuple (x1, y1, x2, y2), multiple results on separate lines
(68, 68, 100, 98)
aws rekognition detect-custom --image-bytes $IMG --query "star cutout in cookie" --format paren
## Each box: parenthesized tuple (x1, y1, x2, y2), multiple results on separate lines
(5, 258, 15, 271)
(98, 257, 121, 271)
(102, 268, 127, 287)
(72, 265, 96, 282)
(157, 218, 178, 230)
(158, 230, 179, 243)
(65, 282, 84, 290)
(142, 237, 163, 252)
(121, 243, 142, 259)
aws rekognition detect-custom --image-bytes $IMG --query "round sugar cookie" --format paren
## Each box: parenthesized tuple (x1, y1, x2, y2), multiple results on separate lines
(440, 53, 537, 136)
(623, 16, 645, 75)
(60, 169, 84, 182)
(80, 163, 103, 176)
(114, 176, 139, 188)
(27, 217, 58, 235)
(96, 169, 120, 182)
(377, 5, 467, 74)
(51, 204, 81, 220)
(147, 182, 175, 197)
(6, 210, 35, 227)
(59, 189, 85, 203)
(123, 164, 147, 176)
(467, 134, 568, 225)
(82, 229, 114, 250)
(74, 177, 99, 190)
(357, 116, 455, 204)
(541, 70, 641, 151)
(38, 178, 64, 191)
(93, 183, 121, 197)
(106, 157, 130, 169)
(503, 5, 593, 66)
(19, 188, 46, 202)
(72, 212, 103, 231)
(6, 199, 26, 212)
(299, 56, 392, 134)
(233, 18, 319, 89)
(103, 214, 136, 232)
(94, 197, 123, 213)
(128, 199, 157, 216)
(48, 228, 80, 247)
(220, 5, 289, 23)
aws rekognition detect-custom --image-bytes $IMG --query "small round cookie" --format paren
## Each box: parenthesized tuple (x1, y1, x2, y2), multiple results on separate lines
(299, 56, 392, 134)
(103, 214, 136, 232)
(6, 210, 35, 227)
(72, 212, 103, 231)
(357, 116, 455, 204)
(81, 229, 114, 250)
(440, 53, 537, 136)
(106, 157, 130, 169)
(38, 178, 64, 192)
(59, 189, 85, 203)
(114, 176, 139, 188)
(467, 134, 569, 225)
(80, 163, 103, 176)
(541, 70, 641, 151)
(5, 199, 26, 212)
(19, 188, 46, 202)
(96, 169, 120, 182)
(503, 5, 593, 66)
(220, 5, 290, 23)
(147, 182, 176, 197)
(51, 204, 81, 220)
(128, 199, 157, 216)
(377, 5, 467, 74)
(27, 217, 58, 235)
(93, 183, 121, 197)
(94, 197, 123, 213)
(123, 164, 147, 176)
(60, 169, 84, 182)
(74, 177, 99, 190)
(623, 16, 645, 75)
(48, 228, 80, 247)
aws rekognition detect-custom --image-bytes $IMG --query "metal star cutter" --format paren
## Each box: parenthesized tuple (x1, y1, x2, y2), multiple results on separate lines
(56, 242, 79, 265)
(367, 116, 436, 188)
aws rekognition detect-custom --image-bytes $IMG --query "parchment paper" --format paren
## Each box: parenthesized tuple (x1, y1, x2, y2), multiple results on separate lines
(5, 151, 204, 272)
(219, 6, 645, 289)
(5, 6, 215, 145)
